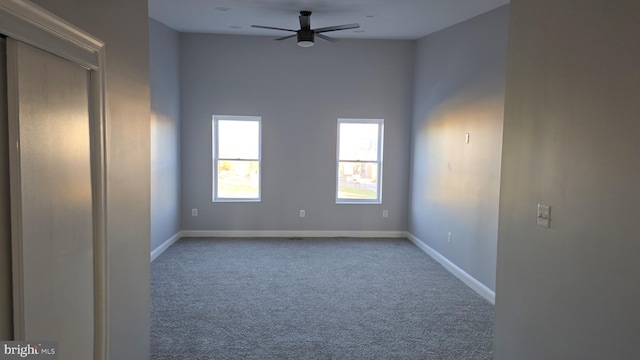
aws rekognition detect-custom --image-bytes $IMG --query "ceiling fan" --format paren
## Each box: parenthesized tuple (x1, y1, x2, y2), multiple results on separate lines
(252, 11, 360, 47)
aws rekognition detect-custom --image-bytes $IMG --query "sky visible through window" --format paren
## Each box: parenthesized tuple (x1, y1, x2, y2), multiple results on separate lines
(339, 123, 379, 161)
(218, 120, 259, 159)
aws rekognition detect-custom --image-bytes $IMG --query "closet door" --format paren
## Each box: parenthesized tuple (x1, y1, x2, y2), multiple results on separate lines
(7, 39, 94, 359)
(0, 36, 13, 341)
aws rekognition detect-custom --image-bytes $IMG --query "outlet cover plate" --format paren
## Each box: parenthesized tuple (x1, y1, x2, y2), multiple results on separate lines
(537, 204, 550, 228)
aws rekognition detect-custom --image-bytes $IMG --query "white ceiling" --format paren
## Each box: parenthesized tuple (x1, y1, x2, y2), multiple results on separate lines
(149, 0, 509, 40)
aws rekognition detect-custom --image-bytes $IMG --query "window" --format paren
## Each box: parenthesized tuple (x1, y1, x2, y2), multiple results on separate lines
(336, 119, 384, 203)
(212, 115, 261, 202)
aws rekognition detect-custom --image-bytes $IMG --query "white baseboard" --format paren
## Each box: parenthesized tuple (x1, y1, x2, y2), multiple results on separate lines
(405, 232, 495, 304)
(150, 232, 182, 262)
(180, 230, 407, 239)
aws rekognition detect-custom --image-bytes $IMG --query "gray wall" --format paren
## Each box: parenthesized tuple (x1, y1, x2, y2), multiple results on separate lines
(180, 34, 414, 232)
(150, 18, 181, 251)
(494, 0, 640, 358)
(30, 0, 151, 358)
(408, 6, 509, 291)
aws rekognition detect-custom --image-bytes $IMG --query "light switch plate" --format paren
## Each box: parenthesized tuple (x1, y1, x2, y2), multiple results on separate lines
(537, 204, 550, 228)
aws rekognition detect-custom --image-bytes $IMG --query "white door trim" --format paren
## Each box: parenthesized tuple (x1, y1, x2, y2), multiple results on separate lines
(0, 1, 108, 359)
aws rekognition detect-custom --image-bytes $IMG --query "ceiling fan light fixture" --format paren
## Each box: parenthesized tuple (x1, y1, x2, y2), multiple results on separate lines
(297, 40, 314, 47)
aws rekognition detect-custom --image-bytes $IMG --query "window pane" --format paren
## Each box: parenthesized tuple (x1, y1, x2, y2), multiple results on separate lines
(217, 160, 259, 198)
(218, 120, 259, 159)
(338, 123, 379, 161)
(337, 162, 378, 200)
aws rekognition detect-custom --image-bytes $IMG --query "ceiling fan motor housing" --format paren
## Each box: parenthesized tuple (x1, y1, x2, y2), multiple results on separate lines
(297, 29, 314, 44)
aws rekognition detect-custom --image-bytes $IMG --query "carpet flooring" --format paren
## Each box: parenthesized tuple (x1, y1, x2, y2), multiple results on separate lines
(151, 237, 494, 359)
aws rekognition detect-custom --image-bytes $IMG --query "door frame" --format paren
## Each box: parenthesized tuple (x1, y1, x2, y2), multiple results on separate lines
(0, 1, 107, 359)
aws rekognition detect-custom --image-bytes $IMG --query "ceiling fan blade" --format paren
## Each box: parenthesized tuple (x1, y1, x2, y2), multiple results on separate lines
(251, 25, 297, 32)
(315, 33, 338, 43)
(314, 23, 360, 34)
(299, 11, 311, 29)
(275, 34, 297, 41)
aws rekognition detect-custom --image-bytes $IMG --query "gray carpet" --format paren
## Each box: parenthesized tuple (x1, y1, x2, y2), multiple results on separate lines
(151, 237, 494, 359)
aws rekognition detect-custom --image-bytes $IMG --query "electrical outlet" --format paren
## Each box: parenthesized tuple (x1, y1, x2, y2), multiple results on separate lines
(192, 208, 198, 216)
(382, 210, 388, 218)
(537, 204, 551, 228)
(447, 232, 452, 243)
(299, 210, 306, 218)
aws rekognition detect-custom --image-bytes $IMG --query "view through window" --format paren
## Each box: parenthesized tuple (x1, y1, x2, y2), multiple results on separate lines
(212, 115, 261, 201)
(336, 119, 384, 203)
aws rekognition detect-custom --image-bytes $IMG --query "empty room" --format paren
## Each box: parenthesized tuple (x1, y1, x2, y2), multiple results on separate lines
(149, 0, 506, 358)
(1, 0, 638, 359)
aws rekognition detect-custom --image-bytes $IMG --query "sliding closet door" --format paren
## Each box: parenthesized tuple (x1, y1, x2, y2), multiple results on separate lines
(0, 36, 13, 340)
(7, 39, 94, 359)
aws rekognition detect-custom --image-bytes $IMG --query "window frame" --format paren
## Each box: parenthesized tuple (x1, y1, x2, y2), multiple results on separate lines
(335, 118, 384, 204)
(212, 115, 262, 202)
